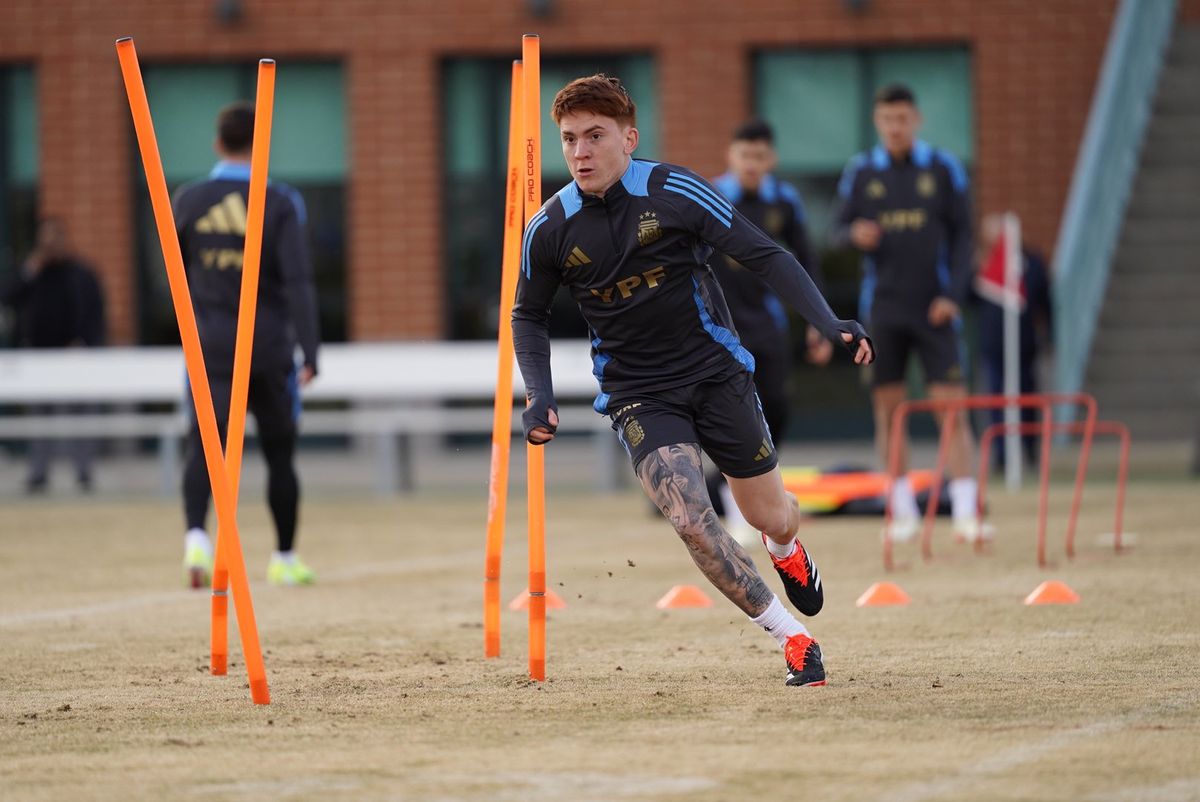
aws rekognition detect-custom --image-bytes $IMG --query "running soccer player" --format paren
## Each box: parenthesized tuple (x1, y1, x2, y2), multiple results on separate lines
(512, 75, 873, 686)
(831, 84, 983, 542)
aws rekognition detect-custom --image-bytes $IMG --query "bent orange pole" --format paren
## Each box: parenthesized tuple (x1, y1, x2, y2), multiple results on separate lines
(116, 37, 269, 705)
(522, 33, 546, 683)
(212, 59, 276, 677)
(483, 60, 524, 659)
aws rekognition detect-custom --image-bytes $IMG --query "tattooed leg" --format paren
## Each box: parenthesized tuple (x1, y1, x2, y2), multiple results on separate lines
(636, 443, 774, 617)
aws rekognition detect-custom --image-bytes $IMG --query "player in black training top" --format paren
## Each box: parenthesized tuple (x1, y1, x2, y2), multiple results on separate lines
(831, 83, 985, 543)
(512, 75, 873, 687)
(707, 119, 833, 540)
(173, 101, 321, 589)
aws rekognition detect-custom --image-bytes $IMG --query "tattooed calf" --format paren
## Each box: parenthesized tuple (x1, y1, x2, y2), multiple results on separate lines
(636, 443, 773, 616)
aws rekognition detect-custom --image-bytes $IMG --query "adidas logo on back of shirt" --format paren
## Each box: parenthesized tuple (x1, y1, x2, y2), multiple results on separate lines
(195, 192, 249, 236)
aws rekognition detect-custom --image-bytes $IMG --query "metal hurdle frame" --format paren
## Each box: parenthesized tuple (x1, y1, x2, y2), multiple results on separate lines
(882, 393, 1098, 571)
(978, 419, 1130, 555)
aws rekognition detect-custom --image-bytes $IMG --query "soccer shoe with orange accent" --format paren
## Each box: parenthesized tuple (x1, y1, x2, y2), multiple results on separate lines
(784, 633, 826, 687)
(763, 534, 823, 616)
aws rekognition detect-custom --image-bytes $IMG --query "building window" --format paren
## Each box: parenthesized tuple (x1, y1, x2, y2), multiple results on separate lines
(442, 55, 659, 340)
(0, 66, 39, 345)
(133, 62, 347, 346)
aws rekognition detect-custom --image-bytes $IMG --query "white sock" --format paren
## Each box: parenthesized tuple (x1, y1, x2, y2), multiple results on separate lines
(750, 595, 808, 649)
(185, 528, 211, 555)
(764, 536, 797, 560)
(273, 550, 295, 564)
(890, 476, 921, 520)
(948, 477, 978, 521)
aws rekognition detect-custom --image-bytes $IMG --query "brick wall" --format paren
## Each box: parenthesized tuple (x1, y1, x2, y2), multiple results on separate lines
(0, 0, 1126, 343)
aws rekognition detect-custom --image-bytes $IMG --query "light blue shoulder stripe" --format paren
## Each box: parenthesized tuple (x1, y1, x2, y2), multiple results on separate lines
(666, 172, 733, 216)
(712, 172, 742, 203)
(664, 182, 733, 228)
(838, 153, 868, 199)
(620, 159, 659, 196)
(555, 183, 583, 219)
(521, 211, 550, 278)
(933, 148, 969, 193)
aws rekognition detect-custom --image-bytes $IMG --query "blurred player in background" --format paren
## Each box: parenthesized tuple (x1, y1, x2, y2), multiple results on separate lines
(513, 75, 873, 686)
(832, 84, 984, 542)
(708, 119, 832, 542)
(173, 101, 321, 588)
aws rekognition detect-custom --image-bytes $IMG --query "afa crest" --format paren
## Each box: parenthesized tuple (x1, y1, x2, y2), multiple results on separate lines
(637, 210, 663, 246)
(624, 416, 646, 448)
(866, 179, 887, 199)
(764, 208, 785, 237)
(917, 171, 936, 198)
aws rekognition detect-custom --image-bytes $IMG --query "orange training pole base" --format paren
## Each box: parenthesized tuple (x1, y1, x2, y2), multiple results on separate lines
(211, 58, 276, 677)
(116, 37, 269, 705)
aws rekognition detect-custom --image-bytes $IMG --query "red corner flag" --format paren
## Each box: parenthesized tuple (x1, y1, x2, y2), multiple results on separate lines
(975, 236, 1026, 312)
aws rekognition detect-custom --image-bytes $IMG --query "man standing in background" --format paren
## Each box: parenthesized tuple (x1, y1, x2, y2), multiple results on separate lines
(173, 101, 321, 588)
(709, 119, 832, 541)
(2, 218, 106, 493)
(832, 84, 984, 542)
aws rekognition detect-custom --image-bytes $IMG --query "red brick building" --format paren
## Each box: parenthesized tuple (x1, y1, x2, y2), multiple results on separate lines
(1, 0, 1196, 344)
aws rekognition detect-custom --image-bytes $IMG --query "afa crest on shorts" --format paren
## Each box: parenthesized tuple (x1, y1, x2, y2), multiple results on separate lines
(623, 416, 646, 447)
(637, 210, 663, 246)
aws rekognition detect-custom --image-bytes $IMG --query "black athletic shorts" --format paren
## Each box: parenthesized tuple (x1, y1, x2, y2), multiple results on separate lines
(186, 368, 300, 440)
(868, 304, 965, 387)
(607, 366, 777, 479)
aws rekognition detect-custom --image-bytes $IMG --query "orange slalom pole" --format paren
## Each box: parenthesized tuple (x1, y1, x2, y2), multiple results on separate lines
(116, 37, 270, 705)
(483, 61, 525, 659)
(522, 33, 546, 683)
(211, 59, 276, 676)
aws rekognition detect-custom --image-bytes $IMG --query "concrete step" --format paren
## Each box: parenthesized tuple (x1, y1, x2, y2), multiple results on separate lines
(1142, 116, 1200, 143)
(1130, 166, 1200, 194)
(1125, 191, 1200, 219)
(1119, 220, 1200, 246)
(1110, 243, 1199, 267)
(1096, 301, 1197, 328)
(1102, 273, 1200, 301)
(1094, 326, 1200, 352)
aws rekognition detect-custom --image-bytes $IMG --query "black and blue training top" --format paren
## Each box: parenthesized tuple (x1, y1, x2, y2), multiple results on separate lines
(512, 159, 863, 424)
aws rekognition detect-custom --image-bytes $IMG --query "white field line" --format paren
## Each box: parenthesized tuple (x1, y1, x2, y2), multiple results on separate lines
(0, 549, 479, 628)
(881, 695, 1198, 802)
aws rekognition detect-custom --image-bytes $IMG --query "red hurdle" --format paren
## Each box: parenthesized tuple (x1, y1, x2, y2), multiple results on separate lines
(978, 419, 1130, 555)
(882, 393, 1098, 571)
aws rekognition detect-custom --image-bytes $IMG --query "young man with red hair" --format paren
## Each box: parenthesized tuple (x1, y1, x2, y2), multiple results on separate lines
(512, 75, 873, 686)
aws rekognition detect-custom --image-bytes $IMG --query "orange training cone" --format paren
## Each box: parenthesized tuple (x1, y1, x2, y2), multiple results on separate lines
(855, 581, 911, 607)
(655, 585, 714, 609)
(508, 588, 567, 611)
(1024, 580, 1079, 605)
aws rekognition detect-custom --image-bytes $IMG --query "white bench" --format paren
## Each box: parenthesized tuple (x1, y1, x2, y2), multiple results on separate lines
(0, 341, 624, 494)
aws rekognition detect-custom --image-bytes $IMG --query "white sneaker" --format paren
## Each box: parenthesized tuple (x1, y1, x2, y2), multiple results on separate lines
(881, 516, 920, 543)
(953, 517, 996, 543)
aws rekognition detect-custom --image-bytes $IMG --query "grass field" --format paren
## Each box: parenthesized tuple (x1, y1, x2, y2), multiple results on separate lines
(2, 471, 1198, 801)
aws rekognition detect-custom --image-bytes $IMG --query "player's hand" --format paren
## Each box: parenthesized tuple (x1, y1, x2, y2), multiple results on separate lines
(841, 331, 874, 365)
(298, 364, 316, 387)
(849, 219, 882, 251)
(527, 408, 559, 444)
(804, 324, 833, 366)
(927, 297, 960, 327)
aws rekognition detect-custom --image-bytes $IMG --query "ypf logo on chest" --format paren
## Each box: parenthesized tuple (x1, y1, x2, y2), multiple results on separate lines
(589, 265, 668, 304)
